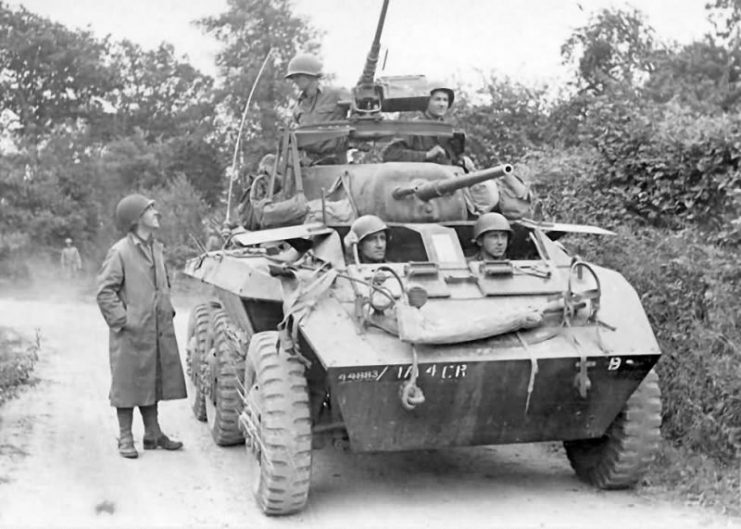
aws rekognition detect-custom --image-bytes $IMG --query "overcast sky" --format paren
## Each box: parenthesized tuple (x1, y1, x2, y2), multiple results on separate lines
(12, 0, 712, 88)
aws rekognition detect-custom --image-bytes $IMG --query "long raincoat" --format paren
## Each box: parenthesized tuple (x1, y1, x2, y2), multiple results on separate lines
(96, 233, 187, 407)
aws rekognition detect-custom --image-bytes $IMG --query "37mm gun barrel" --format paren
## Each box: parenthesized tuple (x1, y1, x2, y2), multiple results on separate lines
(393, 164, 513, 201)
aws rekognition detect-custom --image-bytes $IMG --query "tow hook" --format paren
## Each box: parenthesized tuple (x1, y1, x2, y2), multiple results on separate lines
(574, 358, 595, 398)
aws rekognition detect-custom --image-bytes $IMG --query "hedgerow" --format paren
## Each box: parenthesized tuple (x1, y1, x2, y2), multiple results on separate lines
(528, 145, 741, 464)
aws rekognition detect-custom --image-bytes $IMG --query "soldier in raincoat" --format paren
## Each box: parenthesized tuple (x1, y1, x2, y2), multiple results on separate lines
(96, 194, 187, 459)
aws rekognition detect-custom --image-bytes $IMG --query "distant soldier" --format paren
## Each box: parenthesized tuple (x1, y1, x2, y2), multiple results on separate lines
(60, 238, 82, 278)
(96, 194, 187, 459)
(382, 83, 464, 165)
(471, 213, 511, 261)
(344, 215, 388, 264)
(285, 53, 349, 160)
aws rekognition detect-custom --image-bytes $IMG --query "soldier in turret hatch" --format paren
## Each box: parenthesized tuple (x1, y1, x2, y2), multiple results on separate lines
(286, 53, 349, 162)
(382, 83, 463, 165)
(286, 53, 348, 126)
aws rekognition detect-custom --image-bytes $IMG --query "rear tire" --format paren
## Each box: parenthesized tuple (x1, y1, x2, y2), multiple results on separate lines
(564, 369, 662, 489)
(186, 303, 212, 422)
(244, 331, 312, 515)
(205, 309, 247, 446)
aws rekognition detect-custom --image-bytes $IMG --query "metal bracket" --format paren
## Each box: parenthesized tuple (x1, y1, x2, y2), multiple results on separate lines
(574, 358, 595, 398)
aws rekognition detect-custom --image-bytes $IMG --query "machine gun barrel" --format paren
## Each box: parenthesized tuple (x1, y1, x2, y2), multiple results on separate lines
(358, 0, 390, 85)
(393, 164, 513, 201)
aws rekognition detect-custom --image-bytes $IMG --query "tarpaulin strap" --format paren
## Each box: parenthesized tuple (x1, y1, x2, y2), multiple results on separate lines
(279, 267, 337, 362)
(517, 332, 538, 416)
(400, 345, 425, 411)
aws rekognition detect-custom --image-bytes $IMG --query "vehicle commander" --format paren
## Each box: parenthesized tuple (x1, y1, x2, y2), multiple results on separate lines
(471, 213, 511, 260)
(344, 215, 388, 264)
(287, 53, 348, 126)
(286, 53, 349, 161)
(96, 194, 187, 459)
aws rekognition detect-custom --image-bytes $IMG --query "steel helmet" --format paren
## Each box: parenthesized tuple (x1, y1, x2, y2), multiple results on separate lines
(115, 194, 155, 232)
(344, 215, 387, 247)
(285, 53, 323, 78)
(472, 212, 512, 240)
(428, 82, 455, 107)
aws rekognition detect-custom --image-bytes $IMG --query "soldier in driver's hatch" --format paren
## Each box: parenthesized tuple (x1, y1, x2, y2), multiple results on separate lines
(471, 212, 511, 260)
(344, 215, 388, 264)
(96, 194, 187, 459)
(382, 83, 461, 164)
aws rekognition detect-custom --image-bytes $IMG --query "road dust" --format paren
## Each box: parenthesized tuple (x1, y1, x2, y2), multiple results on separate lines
(0, 284, 738, 529)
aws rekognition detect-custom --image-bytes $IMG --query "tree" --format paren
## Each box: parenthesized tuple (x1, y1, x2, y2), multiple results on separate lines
(561, 8, 658, 94)
(198, 0, 322, 169)
(103, 40, 216, 141)
(452, 77, 549, 163)
(0, 3, 116, 139)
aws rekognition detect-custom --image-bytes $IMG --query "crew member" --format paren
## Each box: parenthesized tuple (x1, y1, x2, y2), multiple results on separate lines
(60, 238, 82, 278)
(96, 194, 187, 459)
(382, 83, 461, 165)
(344, 215, 388, 264)
(285, 53, 349, 162)
(286, 53, 348, 126)
(471, 212, 511, 260)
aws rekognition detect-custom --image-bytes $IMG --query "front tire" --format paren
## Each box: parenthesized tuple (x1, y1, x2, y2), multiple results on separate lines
(243, 331, 312, 515)
(564, 369, 662, 489)
(204, 309, 247, 446)
(186, 303, 212, 422)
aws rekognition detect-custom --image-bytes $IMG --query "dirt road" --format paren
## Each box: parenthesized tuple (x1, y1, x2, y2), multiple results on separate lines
(0, 290, 737, 529)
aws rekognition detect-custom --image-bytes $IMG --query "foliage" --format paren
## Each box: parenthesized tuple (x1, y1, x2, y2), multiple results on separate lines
(561, 7, 658, 94)
(588, 101, 741, 233)
(0, 327, 39, 407)
(103, 40, 217, 141)
(198, 0, 322, 170)
(144, 174, 210, 269)
(644, 40, 741, 112)
(532, 153, 741, 464)
(452, 77, 550, 164)
(0, 3, 116, 139)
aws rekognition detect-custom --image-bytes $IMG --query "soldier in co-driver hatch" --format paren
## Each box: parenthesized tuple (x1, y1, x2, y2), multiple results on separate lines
(96, 194, 187, 459)
(471, 212, 512, 261)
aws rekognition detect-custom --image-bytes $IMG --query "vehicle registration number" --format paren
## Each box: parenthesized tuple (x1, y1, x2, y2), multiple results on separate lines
(336, 363, 468, 383)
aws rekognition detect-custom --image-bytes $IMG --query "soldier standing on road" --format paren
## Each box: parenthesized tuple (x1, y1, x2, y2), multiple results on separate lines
(60, 238, 82, 279)
(382, 83, 464, 165)
(96, 194, 187, 459)
(471, 213, 511, 261)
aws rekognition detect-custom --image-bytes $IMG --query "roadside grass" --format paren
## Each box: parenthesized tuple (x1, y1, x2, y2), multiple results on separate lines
(0, 327, 40, 407)
(645, 442, 741, 517)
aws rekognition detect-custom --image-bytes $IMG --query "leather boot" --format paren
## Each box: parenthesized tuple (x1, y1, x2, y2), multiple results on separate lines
(143, 434, 183, 451)
(140, 403, 183, 451)
(118, 433, 139, 459)
(116, 408, 138, 459)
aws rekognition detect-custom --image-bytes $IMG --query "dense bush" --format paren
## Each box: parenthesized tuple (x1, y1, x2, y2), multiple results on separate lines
(530, 150, 741, 463)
